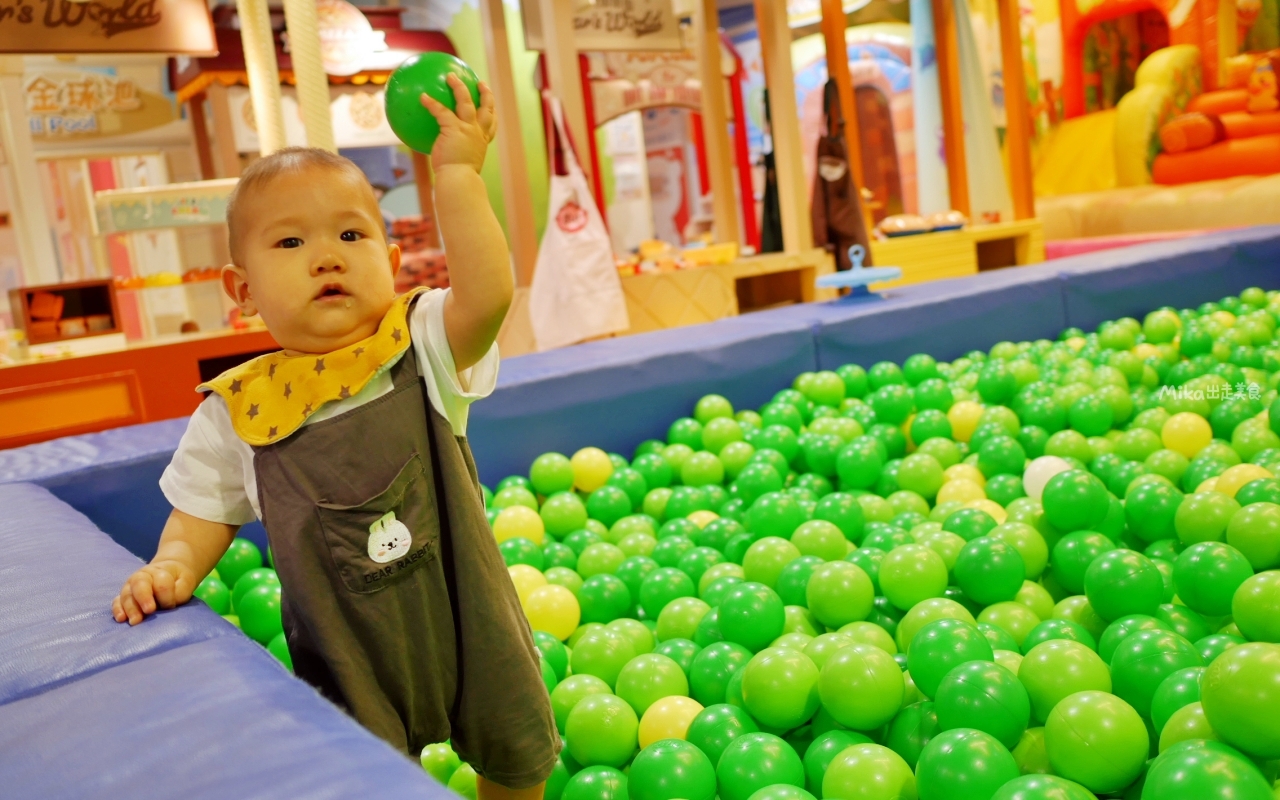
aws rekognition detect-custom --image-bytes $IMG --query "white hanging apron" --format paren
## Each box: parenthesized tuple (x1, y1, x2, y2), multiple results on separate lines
(528, 97, 630, 351)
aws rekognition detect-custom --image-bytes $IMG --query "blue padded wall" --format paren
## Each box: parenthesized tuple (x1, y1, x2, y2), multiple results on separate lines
(1, 226, 1277, 559)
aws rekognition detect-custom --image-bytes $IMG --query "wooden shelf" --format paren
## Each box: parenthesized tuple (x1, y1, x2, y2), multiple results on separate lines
(869, 218, 1045, 289)
(619, 248, 836, 335)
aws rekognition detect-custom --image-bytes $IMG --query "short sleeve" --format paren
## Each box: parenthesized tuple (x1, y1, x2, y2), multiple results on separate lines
(409, 288, 499, 437)
(159, 395, 259, 525)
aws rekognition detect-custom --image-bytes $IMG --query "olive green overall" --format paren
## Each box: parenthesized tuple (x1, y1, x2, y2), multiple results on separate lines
(252, 334, 557, 788)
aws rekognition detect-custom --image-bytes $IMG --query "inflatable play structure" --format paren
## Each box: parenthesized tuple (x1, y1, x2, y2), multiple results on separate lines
(1042, 0, 1280, 190)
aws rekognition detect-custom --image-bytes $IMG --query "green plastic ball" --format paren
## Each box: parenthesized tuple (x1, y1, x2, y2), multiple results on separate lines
(934, 660, 1031, 749)
(906, 619, 994, 699)
(715, 733, 805, 800)
(915, 728, 1019, 800)
(565, 694, 640, 767)
(1200, 642, 1280, 759)
(1018, 639, 1111, 723)
(1044, 690, 1147, 794)
(628, 739, 717, 800)
(1110, 629, 1204, 718)
(817, 643, 904, 730)
(1232, 570, 1280, 642)
(741, 646, 821, 729)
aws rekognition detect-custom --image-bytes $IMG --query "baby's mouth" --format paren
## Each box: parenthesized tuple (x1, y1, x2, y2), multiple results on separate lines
(315, 283, 350, 300)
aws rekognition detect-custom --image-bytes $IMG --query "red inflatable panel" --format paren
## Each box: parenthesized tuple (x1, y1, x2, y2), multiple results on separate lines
(1220, 110, 1280, 138)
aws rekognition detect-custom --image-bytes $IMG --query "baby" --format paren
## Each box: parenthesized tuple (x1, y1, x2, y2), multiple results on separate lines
(112, 76, 556, 798)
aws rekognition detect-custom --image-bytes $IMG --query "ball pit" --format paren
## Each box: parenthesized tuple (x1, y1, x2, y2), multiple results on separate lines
(191, 288, 1280, 797)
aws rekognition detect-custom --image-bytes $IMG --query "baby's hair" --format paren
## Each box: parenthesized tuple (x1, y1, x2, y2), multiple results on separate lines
(225, 147, 377, 264)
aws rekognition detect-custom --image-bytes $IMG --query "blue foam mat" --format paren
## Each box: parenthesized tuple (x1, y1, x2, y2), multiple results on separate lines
(0, 483, 232, 705)
(0, 636, 448, 800)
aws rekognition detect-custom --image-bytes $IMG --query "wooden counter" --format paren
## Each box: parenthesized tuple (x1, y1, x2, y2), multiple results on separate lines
(869, 218, 1046, 288)
(0, 327, 277, 449)
(619, 248, 837, 334)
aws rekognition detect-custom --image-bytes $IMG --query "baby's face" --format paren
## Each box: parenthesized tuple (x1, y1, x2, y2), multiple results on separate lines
(224, 166, 400, 354)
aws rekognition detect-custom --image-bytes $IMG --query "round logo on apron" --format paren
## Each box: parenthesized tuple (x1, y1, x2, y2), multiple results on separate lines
(368, 511, 413, 563)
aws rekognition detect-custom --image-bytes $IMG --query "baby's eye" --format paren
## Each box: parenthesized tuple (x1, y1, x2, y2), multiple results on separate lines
(340, 230, 363, 242)
(278, 237, 302, 249)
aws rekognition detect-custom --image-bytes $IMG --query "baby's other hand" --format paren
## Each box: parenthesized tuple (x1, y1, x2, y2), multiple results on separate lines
(112, 560, 197, 625)
(421, 75, 496, 175)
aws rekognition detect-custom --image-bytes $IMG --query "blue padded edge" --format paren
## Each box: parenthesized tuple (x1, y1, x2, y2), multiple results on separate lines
(0, 418, 269, 559)
(2, 225, 1278, 553)
(468, 310, 819, 482)
(799, 261, 1067, 368)
(0, 483, 235, 706)
(0, 636, 450, 800)
(1055, 225, 1280, 332)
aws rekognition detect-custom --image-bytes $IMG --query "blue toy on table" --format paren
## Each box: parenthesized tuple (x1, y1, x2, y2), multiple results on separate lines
(815, 244, 902, 296)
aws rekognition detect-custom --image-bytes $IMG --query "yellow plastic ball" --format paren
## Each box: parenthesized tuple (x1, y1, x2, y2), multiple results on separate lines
(687, 510, 720, 528)
(1162, 412, 1213, 458)
(902, 414, 917, 448)
(571, 447, 615, 492)
(1133, 343, 1161, 360)
(1066, 337, 1087, 352)
(1210, 310, 1237, 328)
(508, 564, 547, 605)
(1197, 477, 1220, 493)
(967, 498, 1008, 524)
(1214, 463, 1274, 497)
(638, 696, 704, 748)
(944, 463, 987, 486)
(524, 584, 581, 641)
(493, 505, 546, 545)
(948, 401, 985, 443)
(937, 478, 986, 506)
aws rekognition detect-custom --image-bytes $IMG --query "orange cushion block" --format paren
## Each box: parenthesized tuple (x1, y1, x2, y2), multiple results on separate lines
(1153, 133, 1280, 184)
(1189, 89, 1250, 115)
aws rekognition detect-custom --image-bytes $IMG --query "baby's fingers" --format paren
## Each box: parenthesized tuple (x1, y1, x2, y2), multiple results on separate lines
(115, 582, 145, 625)
(446, 74, 478, 124)
(150, 568, 178, 609)
(419, 92, 455, 130)
(477, 82, 497, 140)
(127, 571, 157, 616)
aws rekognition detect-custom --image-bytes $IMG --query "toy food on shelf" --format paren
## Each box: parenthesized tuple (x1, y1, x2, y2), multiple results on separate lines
(615, 239, 744, 276)
(182, 267, 221, 282)
(390, 215, 449, 291)
(877, 214, 930, 238)
(925, 210, 968, 231)
(876, 211, 968, 239)
(7, 279, 124, 357)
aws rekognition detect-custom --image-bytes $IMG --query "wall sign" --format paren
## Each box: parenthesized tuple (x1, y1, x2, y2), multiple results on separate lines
(25, 70, 174, 138)
(0, 0, 216, 55)
(522, 0, 685, 52)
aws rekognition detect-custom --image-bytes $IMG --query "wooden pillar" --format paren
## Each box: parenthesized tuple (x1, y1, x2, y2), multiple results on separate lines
(754, 0, 813, 253)
(207, 83, 243, 178)
(188, 93, 217, 181)
(479, 0, 538, 286)
(696, 0, 742, 246)
(236, 0, 287, 155)
(996, 0, 1034, 219)
(282, 0, 337, 151)
(538, 0, 593, 190)
(412, 152, 441, 249)
(819, 0, 867, 192)
(932, 0, 970, 215)
(0, 61, 59, 285)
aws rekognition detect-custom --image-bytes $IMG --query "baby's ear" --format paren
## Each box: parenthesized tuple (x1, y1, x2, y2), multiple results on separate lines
(387, 242, 402, 280)
(221, 264, 258, 316)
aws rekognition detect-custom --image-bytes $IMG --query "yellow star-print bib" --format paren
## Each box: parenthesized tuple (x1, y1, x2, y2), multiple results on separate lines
(200, 289, 424, 446)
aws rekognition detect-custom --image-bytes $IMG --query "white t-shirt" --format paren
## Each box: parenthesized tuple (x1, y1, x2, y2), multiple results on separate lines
(159, 289, 498, 526)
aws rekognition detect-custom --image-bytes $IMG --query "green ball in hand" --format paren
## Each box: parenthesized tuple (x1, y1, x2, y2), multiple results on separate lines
(386, 52, 481, 154)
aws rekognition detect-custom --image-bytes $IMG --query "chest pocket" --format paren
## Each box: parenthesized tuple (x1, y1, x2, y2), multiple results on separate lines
(315, 453, 441, 594)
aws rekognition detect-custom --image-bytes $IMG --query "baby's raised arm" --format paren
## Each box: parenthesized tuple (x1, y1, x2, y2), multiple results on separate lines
(112, 509, 239, 625)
